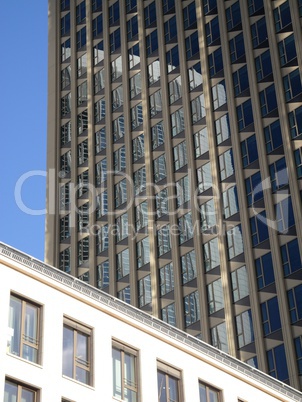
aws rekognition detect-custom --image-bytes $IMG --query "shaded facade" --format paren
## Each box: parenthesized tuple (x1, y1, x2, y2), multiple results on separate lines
(46, 0, 302, 389)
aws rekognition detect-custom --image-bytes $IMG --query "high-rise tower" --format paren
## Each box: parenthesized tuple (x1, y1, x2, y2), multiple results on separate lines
(46, 0, 302, 389)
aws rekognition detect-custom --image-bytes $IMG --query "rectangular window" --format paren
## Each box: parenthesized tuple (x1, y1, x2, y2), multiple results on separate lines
(135, 201, 148, 231)
(153, 154, 167, 183)
(194, 127, 208, 158)
(109, 1, 119, 26)
(152, 121, 164, 150)
(207, 278, 224, 314)
(278, 33, 297, 66)
(231, 265, 249, 302)
(181, 250, 196, 284)
(283, 68, 302, 102)
(94, 98, 106, 123)
(162, 303, 176, 326)
(77, 139, 88, 166)
(215, 113, 230, 145)
(8, 295, 40, 363)
(61, 65, 71, 90)
(115, 213, 128, 243)
(205, 16, 220, 46)
(176, 176, 190, 208)
(166, 46, 179, 73)
(269, 157, 288, 192)
(96, 224, 109, 253)
(61, 38, 71, 62)
(60, 247, 71, 273)
(236, 99, 254, 131)
(199, 381, 220, 402)
(251, 17, 267, 48)
(112, 342, 138, 401)
(97, 261, 109, 289)
(183, 2, 197, 29)
(95, 158, 107, 186)
(274, 1, 291, 33)
(171, 108, 185, 137)
(94, 69, 105, 94)
(78, 236, 89, 265)
(188, 62, 202, 90)
(138, 275, 152, 307)
(223, 185, 238, 219)
(146, 30, 158, 56)
(129, 43, 140, 69)
(233, 65, 249, 97)
(77, 170, 89, 198)
(259, 84, 277, 117)
(255, 252, 275, 290)
(288, 105, 302, 138)
(61, 121, 71, 146)
(156, 188, 168, 218)
(200, 198, 216, 231)
(127, 15, 138, 40)
(148, 59, 160, 85)
(294, 335, 302, 375)
(212, 80, 227, 110)
(164, 16, 177, 43)
(157, 362, 181, 402)
(191, 94, 205, 123)
(111, 56, 122, 81)
(61, 13, 70, 36)
(96, 190, 108, 219)
(236, 310, 254, 348)
(226, 1, 241, 31)
(157, 225, 171, 256)
(130, 72, 142, 99)
(117, 286, 130, 303)
(113, 146, 126, 173)
(184, 291, 200, 326)
(160, 262, 174, 296)
(229, 32, 245, 63)
(197, 162, 212, 193)
(63, 318, 92, 385)
(144, 1, 156, 27)
(76, 1, 86, 24)
(219, 149, 234, 181)
(113, 115, 125, 141)
(77, 109, 88, 136)
(281, 238, 302, 277)
(4, 379, 37, 402)
(267, 344, 289, 382)
(137, 237, 150, 268)
(250, 211, 269, 247)
(245, 171, 263, 207)
(211, 322, 228, 353)
(261, 297, 281, 336)
(208, 48, 223, 78)
(185, 31, 199, 60)
(77, 202, 89, 232)
(287, 284, 302, 323)
(226, 224, 244, 259)
(169, 76, 182, 104)
(61, 93, 71, 117)
(117, 249, 130, 280)
(94, 41, 104, 65)
(110, 28, 121, 53)
(95, 127, 106, 154)
(173, 141, 187, 171)
(133, 167, 146, 195)
(275, 196, 295, 233)
(150, 89, 162, 117)
(241, 134, 258, 167)
(131, 102, 143, 129)
(264, 120, 282, 154)
(115, 179, 127, 208)
(178, 212, 193, 244)
(76, 26, 86, 50)
(255, 50, 272, 82)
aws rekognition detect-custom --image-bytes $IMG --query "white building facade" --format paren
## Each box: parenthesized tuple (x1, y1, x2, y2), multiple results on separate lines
(0, 242, 301, 402)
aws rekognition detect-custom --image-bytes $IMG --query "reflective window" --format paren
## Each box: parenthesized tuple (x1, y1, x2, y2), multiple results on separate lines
(203, 237, 220, 271)
(197, 162, 212, 193)
(178, 212, 193, 244)
(227, 224, 244, 259)
(185, 30, 199, 59)
(229, 32, 245, 63)
(288, 283, 302, 323)
(162, 303, 176, 326)
(206, 16, 220, 46)
(92, 14, 103, 38)
(288, 105, 302, 138)
(138, 275, 152, 307)
(160, 262, 174, 296)
(166, 46, 179, 73)
(152, 121, 164, 150)
(233, 65, 249, 97)
(231, 265, 249, 302)
(96, 190, 108, 218)
(199, 382, 220, 402)
(207, 278, 224, 314)
(236, 310, 254, 348)
(97, 260, 109, 289)
(281, 238, 302, 277)
(194, 127, 209, 158)
(251, 17, 267, 48)
(171, 108, 185, 136)
(241, 134, 258, 167)
(200, 198, 216, 231)
(236, 99, 254, 131)
(4, 380, 36, 402)
(156, 188, 168, 218)
(264, 120, 282, 153)
(96, 224, 109, 253)
(259, 84, 277, 117)
(275, 196, 295, 233)
(211, 322, 228, 353)
(255, 252, 274, 290)
(278, 34, 297, 66)
(269, 157, 288, 192)
(261, 297, 281, 335)
(184, 291, 200, 326)
(219, 149, 234, 180)
(144, 1, 156, 28)
(164, 16, 177, 43)
(115, 213, 128, 243)
(274, 1, 291, 32)
(215, 113, 230, 145)
(245, 171, 263, 207)
(153, 154, 167, 183)
(157, 365, 180, 402)
(157, 225, 171, 256)
(133, 134, 144, 162)
(283, 68, 302, 101)
(226, 1, 241, 31)
(267, 344, 289, 382)
(137, 237, 150, 268)
(181, 250, 196, 284)
(95, 127, 106, 154)
(250, 211, 269, 247)
(208, 47, 223, 77)
(183, 2, 197, 29)
(173, 141, 187, 171)
(223, 185, 239, 219)
(255, 50, 272, 82)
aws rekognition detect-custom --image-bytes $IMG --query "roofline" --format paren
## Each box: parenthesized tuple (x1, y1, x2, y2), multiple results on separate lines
(0, 241, 301, 401)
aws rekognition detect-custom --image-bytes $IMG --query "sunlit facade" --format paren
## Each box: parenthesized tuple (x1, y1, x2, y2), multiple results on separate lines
(1, 242, 302, 402)
(46, 0, 302, 389)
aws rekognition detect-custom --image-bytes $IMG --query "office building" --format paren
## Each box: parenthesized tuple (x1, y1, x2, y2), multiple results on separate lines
(1, 242, 302, 401)
(45, 0, 302, 389)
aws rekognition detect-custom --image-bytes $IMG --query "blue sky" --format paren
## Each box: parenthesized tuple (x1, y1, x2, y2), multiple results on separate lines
(0, 2, 48, 261)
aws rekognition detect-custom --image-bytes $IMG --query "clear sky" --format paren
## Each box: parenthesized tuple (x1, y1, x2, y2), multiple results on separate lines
(0, 2, 48, 261)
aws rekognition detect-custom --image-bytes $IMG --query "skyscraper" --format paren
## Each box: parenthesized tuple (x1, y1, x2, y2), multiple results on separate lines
(46, 0, 302, 389)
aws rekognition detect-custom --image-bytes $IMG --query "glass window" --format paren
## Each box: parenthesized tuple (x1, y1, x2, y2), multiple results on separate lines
(109, 1, 119, 26)
(78, 139, 88, 166)
(61, 0, 70, 11)
(60, 247, 71, 273)
(95, 158, 107, 186)
(255, 50, 272, 82)
(61, 13, 70, 36)
(112, 86, 123, 111)
(148, 59, 160, 86)
(288, 105, 302, 138)
(185, 30, 199, 59)
(233, 65, 249, 97)
(237, 99, 254, 131)
(223, 185, 239, 219)
(157, 225, 171, 256)
(197, 162, 212, 193)
(60, 214, 70, 241)
(203, 0, 217, 15)
(166, 46, 179, 73)
(173, 141, 187, 171)
(112, 342, 138, 401)
(255, 252, 275, 289)
(129, 43, 140, 69)
(137, 237, 150, 268)
(76, 26, 86, 50)
(94, 69, 105, 94)
(183, 2, 197, 29)
(152, 121, 164, 150)
(156, 188, 168, 218)
(215, 113, 230, 145)
(250, 211, 269, 247)
(194, 127, 209, 158)
(160, 262, 174, 296)
(97, 260, 109, 289)
(261, 297, 281, 336)
(274, 1, 291, 32)
(207, 278, 224, 314)
(200, 198, 216, 231)
(264, 120, 282, 153)
(176, 176, 190, 208)
(94, 98, 106, 123)
(295, 146, 302, 176)
(61, 65, 71, 90)
(135, 201, 148, 232)
(61, 38, 71, 62)
(132, 134, 144, 163)
(114, 146, 126, 173)
(153, 154, 166, 183)
(287, 283, 302, 323)
(144, 1, 156, 27)
(117, 286, 131, 303)
(96, 190, 108, 218)
(211, 322, 228, 353)
(63, 318, 91, 384)
(157, 364, 180, 402)
(76, 1, 86, 24)
(178, 212, 193, 244)
(114, 180, 127, 209)
(138, 275, 152, 307)
(110, 28, 121, 53)
(78, 236, 89, 265)
(251, 17, 267, 48)
(236, 310, 254, 348)
(231, 265, 249, 302)
(241, 134, 258, 167)
(131, 102, 143, 129)
(212, 80, 227, 110)
(115, 213, 128, 243)
(203, 237, 220, 271)
(94, 41, 104, 65)
(60, 150, 71, 175)
(127, 15, 138, 41)
(169, 76, 182, 104)
(188, 62, 202, 90)
(199, 382, 220, 402)
(259, 84, 277, 117)
(181, 250, 196, 284)
(294, 336, 302, 375)
(96, 224, 109, 253)
(229, 32, 245, 63)
(77, 202, 89, 232)
(113, 115, 125, 142)
(130, 72, 142, 99)
(8, 295, 40, 363)
(61, 93, 71, 117)
(227, 224, 244, 259)
(4, 379, 37, 402)
(126, 0, 137, 13)
(149, 89, 162, 117)
(219, 149, 234, 181)
(184, 291, 200, 326)
(61, 121, 71, 146)
(208, 47, 223, 77)
(77, 170, 89, 198)
(146, 29, 158, 56)
(133, 167, 146, 195)
(161, 303, 176, 326)
(171, 108, 185, 136)
(269, 157, 288, 192)
(111, 56, 122, 81)
(281, 238, 302, 277)
(275, 196, 295, 233)
(248, 0, 263, 16)
(278, 34, 297, 66)
(191, 94, 206, 123)
(267, 344, 289, 382)
(205, 16, 220, 46)
(226, 1, 241, 31)
(283, 68, 302, 101)
(164, 16, 177, 43)
(95, 127, 106, 154)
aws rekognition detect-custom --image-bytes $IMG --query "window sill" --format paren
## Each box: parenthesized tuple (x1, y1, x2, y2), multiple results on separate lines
(6, 352, 42, 369)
